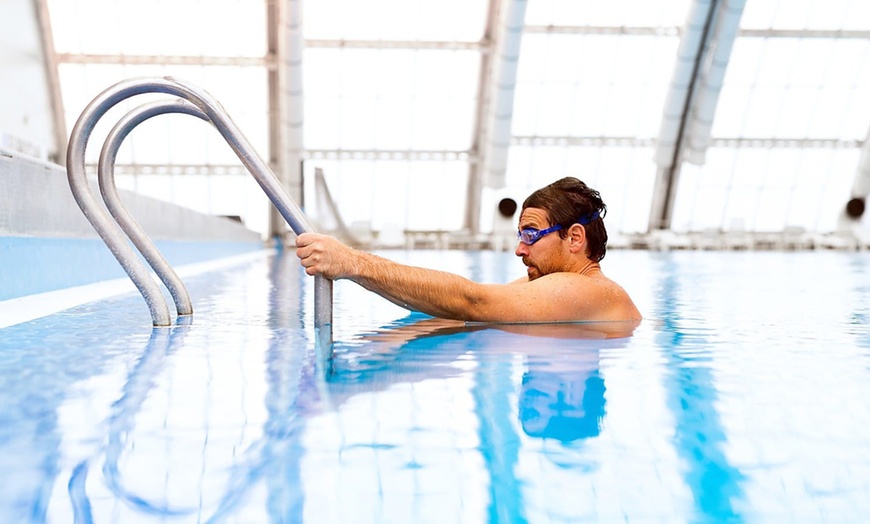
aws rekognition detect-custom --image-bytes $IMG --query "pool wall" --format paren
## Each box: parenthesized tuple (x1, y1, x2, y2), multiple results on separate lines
(0, 148, 265, 300)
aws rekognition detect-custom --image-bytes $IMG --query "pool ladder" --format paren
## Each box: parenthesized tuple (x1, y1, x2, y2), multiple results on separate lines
(66, 77, 332, 335)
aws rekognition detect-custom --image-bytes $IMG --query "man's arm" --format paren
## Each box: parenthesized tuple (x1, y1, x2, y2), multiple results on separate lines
(295, 233, 607, 322)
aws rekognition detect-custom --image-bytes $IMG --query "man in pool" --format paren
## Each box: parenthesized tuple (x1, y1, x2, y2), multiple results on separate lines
(295, 177, 641, 323)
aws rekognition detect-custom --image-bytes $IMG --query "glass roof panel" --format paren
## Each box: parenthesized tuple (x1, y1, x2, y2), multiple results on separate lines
(304, 160, 468, 232)
(47, 0, 265, 56)
(526, 0, 690, 27)
(506, 145, 655, 234)
(304, 0, 488, 42)
(509, 27, 681, 235)
(712, 37, 870, 140)
(59, 63, 268, 166)
(672, 147, 858, 233)
(41, 0, 870, 239)
(691, 8, 870, 235)
(741, 0, 870, 31)
(304, 48, 480, 151)
(514, 34, 679, 138)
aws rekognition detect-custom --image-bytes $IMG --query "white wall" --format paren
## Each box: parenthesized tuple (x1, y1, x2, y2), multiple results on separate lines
(0, 149, 262, 242)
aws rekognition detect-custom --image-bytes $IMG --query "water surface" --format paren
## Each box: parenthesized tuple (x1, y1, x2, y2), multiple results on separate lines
(1, 249, 869, 522)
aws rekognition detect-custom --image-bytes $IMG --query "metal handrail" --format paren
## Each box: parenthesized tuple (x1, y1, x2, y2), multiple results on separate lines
(68, 127, 173, 325)
(99, 99, 207, 317)
(67, 77, 333, 332)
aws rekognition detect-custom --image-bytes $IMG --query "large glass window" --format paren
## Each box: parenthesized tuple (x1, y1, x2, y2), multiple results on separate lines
(40, 0, 870, 238)
(509, 0, 689, 236)
(671, 0, 870, 233)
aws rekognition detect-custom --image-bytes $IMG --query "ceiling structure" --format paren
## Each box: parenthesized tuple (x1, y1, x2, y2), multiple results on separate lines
(32, 0, 870, 239)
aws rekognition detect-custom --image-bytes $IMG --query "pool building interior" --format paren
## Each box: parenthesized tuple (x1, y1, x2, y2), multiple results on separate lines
(3, 0, 870, 522)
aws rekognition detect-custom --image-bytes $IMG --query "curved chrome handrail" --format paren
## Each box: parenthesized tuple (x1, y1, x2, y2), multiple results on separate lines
(67, 76, 333, 331)
(98, 99, 207, 316)
(68, 114, 172, 325)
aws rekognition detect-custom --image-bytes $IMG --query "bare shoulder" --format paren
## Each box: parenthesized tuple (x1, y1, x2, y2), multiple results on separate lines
(525, 271, 641, 321)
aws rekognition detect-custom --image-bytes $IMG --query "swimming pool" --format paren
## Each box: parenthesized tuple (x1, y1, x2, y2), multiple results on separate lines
(1, 247, 869, 522)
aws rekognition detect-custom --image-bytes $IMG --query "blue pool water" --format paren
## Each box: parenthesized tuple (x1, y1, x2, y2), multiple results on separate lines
(1, 248, 870, 522)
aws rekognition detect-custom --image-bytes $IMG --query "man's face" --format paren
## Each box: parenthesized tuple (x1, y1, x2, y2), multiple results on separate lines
(515, 207, 566, 280)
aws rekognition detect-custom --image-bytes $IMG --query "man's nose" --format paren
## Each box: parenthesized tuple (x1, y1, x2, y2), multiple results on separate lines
(515, 241, 528, 257)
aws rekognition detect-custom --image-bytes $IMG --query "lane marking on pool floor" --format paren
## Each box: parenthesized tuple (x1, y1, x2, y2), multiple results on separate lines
(0, 250, 274, 330)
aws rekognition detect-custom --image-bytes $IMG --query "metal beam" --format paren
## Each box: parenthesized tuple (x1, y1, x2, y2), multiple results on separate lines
(57, 53, 274, 68)
(739, 28, 870, 39)
(513, 136, 657, 147)
(306, 149, 476, 161)
(33, 0, 66, 165)
(88, 163, 249, 176)
(465, 0, 501, 234)
(466, 0, 527, 234)
(266, 0, 283, 238)
(525, 25, 870, 39)
(305, 39, 487, 51)
(265, 0, 305, 240)
(524, 25, 680, 36)
(99, 134, 860, 176)
(649, 0, 719, 232)
(512, 136, 861, 148)
(709, 137, 861, 148)
(51, 28, 860, 69)
(684, 0, 746, 165)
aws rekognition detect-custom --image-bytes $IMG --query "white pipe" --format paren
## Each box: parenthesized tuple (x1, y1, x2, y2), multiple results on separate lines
(284, 0, 305, 170)
(853, 126, 870, 197)
(653, 0, 714, 168)
(482, 0, 528, 189)
(685, 0, 746, 165)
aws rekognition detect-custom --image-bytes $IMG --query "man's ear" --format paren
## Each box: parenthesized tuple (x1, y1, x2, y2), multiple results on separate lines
(567, 223, 587, 253)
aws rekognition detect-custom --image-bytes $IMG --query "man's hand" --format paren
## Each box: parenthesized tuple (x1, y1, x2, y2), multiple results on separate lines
(295, 233, 356, 279)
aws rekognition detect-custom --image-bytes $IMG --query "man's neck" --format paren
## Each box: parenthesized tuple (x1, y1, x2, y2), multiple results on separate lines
(575, 258, 601, 277)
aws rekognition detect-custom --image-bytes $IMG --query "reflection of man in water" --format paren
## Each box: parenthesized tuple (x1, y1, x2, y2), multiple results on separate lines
(328, 317, 626, 443)
(519, 370, 606, 442)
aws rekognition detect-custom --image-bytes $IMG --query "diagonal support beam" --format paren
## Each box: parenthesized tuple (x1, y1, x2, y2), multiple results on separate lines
(33, 0, 67, 164)
(648, 0, 720, 231)
(684, 0, 746, 165)
(465, 0, 527, 234)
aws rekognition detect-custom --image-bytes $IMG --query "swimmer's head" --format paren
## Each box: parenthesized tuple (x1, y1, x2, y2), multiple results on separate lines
(518, 371, 606, 442)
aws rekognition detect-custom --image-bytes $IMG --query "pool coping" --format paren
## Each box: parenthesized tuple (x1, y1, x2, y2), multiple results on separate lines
(0, 249, 273, 330)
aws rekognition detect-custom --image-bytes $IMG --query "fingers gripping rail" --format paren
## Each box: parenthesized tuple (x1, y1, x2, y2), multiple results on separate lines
(66, 77, 333, 332)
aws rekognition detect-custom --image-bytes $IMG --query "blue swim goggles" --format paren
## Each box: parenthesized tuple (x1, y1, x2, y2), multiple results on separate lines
(517, 211, 600, 245)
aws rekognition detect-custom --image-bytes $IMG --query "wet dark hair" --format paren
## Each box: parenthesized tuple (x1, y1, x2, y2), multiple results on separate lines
(522, 177, 608, 261)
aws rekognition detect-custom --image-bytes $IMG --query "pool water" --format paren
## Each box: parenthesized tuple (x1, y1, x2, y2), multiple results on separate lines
(1, 248, 869, 522)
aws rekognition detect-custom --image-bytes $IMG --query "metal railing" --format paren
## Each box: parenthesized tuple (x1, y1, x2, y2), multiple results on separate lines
(66, 76, 333, 333)
(100, 99, 206, 318)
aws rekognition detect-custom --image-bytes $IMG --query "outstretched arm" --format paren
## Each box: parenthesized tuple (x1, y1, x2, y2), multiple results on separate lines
(295, 233, 494, 320)
(294, 233, 613, 322)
